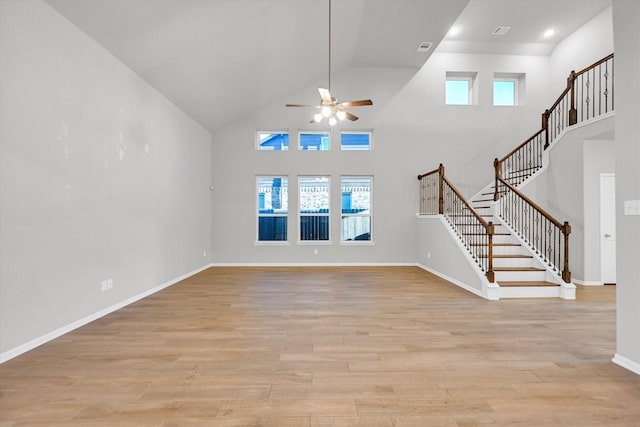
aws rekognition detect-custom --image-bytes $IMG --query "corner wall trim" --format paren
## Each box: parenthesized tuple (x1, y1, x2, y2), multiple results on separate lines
(612, 353, 640, 376)
(0, 263, 213, 364)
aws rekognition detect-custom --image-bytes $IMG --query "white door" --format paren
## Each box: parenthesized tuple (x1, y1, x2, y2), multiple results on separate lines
(600, 173, 616, 284)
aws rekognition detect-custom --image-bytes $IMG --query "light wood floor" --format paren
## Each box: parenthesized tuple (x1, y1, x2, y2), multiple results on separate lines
(1, 267, 638, 426)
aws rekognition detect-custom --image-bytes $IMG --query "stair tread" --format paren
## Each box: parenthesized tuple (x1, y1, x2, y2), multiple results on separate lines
(473, 198, 494, 203)
(494, 266, 545, 272)
(498, 281, 559, 287)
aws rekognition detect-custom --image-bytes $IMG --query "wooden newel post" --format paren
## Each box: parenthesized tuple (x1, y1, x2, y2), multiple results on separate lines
(542, 109, 550, 149)
(486, 221, 495, 283)
(562, 221, 571, 283)
(568, 70, 577, 125)
(493, 158, 500, 201)
(438, 163, 444, 215)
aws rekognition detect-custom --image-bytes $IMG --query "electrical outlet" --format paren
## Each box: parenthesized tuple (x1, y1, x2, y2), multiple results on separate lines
(314, 249, 318, 255)
(427, 251, 431, 259)
(101, 278, 113, 292)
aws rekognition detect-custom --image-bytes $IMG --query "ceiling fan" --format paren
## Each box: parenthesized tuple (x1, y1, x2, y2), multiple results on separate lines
(286, 0, 373, 126)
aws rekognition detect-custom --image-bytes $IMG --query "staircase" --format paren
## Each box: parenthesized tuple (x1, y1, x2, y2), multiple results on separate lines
(417, 53, 614, 300)
(468, 189, 564, 298)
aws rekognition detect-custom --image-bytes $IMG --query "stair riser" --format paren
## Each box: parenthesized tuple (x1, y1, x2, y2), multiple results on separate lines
(492, 259, 537, 268)
(494, 271, 546, 282)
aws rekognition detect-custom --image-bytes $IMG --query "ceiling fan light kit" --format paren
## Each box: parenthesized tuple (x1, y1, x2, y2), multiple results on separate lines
(286, 0, 372, 126)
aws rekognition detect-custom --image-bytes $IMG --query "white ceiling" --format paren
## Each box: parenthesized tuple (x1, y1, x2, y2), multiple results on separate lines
(45, 0, 611, 133)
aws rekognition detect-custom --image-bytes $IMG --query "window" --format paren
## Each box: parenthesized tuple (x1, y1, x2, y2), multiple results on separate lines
(341, 132, 372, 151)
(341, 177, 372, 242)
(299, 132, 329, 151)
(494, 80, 516, 106)
(257, 177, 288, 241)
(493, 73, 525, 106)
(299, 176, 330, 241)
(446, 71, 477, 105)
(257, 132, 288, 150)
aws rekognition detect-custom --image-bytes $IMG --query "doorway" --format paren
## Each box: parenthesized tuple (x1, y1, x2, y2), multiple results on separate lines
(600, 173, 616, 284)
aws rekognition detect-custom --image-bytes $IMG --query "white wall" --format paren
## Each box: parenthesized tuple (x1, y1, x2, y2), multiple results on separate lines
(210, 53, 551, 265)
(416, 216, 486, 296)
(0, 0, 212, 358)
(521, 117, 615, 283)
(612, 0, 640, 375)
(550, 6, 614, 95)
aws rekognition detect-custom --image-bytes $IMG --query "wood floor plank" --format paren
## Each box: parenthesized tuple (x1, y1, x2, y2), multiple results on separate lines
(0, 266, 638, 426)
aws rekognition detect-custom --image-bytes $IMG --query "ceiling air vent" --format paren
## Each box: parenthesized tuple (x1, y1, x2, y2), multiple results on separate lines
(492, 26, 511, 36)
(417, 42, 432, 52)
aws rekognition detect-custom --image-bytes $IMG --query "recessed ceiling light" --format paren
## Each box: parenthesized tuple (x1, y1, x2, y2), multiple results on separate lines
(543, 28, 556, 38)
(448, 26, 461, 36)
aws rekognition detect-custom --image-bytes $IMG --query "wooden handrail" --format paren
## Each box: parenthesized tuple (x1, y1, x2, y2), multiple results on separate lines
(497, 129, 545, 164)
(547, 85, 572, 115)
(417, 164, 495, 282)
(574, 53, 614, 77)
(417, 166, 440, 181)
(443, 175, 491, 230)
(497, 177, 563, 229)
(496, 176, 571, 282)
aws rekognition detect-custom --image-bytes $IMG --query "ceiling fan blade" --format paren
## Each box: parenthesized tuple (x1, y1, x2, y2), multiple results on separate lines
(286, 103, 321, 108)
(339, 99, 373, 108)
(344, 112, 359, 121)
(318, 88, 333, 104)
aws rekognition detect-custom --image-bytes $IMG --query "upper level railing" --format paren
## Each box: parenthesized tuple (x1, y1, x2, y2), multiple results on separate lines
(418, 164, 495, 282)
(489, 55, 613, 282)
(494, 54, 614, 194)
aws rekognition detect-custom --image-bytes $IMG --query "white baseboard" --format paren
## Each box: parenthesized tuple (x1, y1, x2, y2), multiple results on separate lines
(0, 263, 213, 364)
(612, 353, 640, 376)
(573, 279, 604, 286)
(209, 262, 416, 267)
(417, 263, 485, 299)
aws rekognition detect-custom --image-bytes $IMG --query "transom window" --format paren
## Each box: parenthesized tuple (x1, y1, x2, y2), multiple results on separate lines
(299, 176, 330, 241)
(299, 132, 329, 151)
(257, 132, 288, 150)
(341, 132, 372, 151)
(257, 177, 288, 242)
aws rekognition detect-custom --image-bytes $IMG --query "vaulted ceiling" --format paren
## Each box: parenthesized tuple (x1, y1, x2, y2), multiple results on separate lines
(45, 0, 611, 133)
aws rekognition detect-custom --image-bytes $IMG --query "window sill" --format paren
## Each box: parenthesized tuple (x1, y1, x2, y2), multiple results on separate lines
(255, 241, 290, 246)
(296, 240, 333, 246)
(340, 241, 375, 246)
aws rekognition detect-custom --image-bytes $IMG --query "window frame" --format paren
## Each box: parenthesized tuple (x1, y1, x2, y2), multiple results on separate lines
(298, 176, 331, 243)
(256, 176, 289, 244)
(298, 131, 330, 151)
(493, 78, 518, 106)
(445, 71, 478, 105)
(340, 176, 373, 244)
(256, 131, 289, 151)
(493, 72, 526, 106)
(340, 131, 373, 151)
